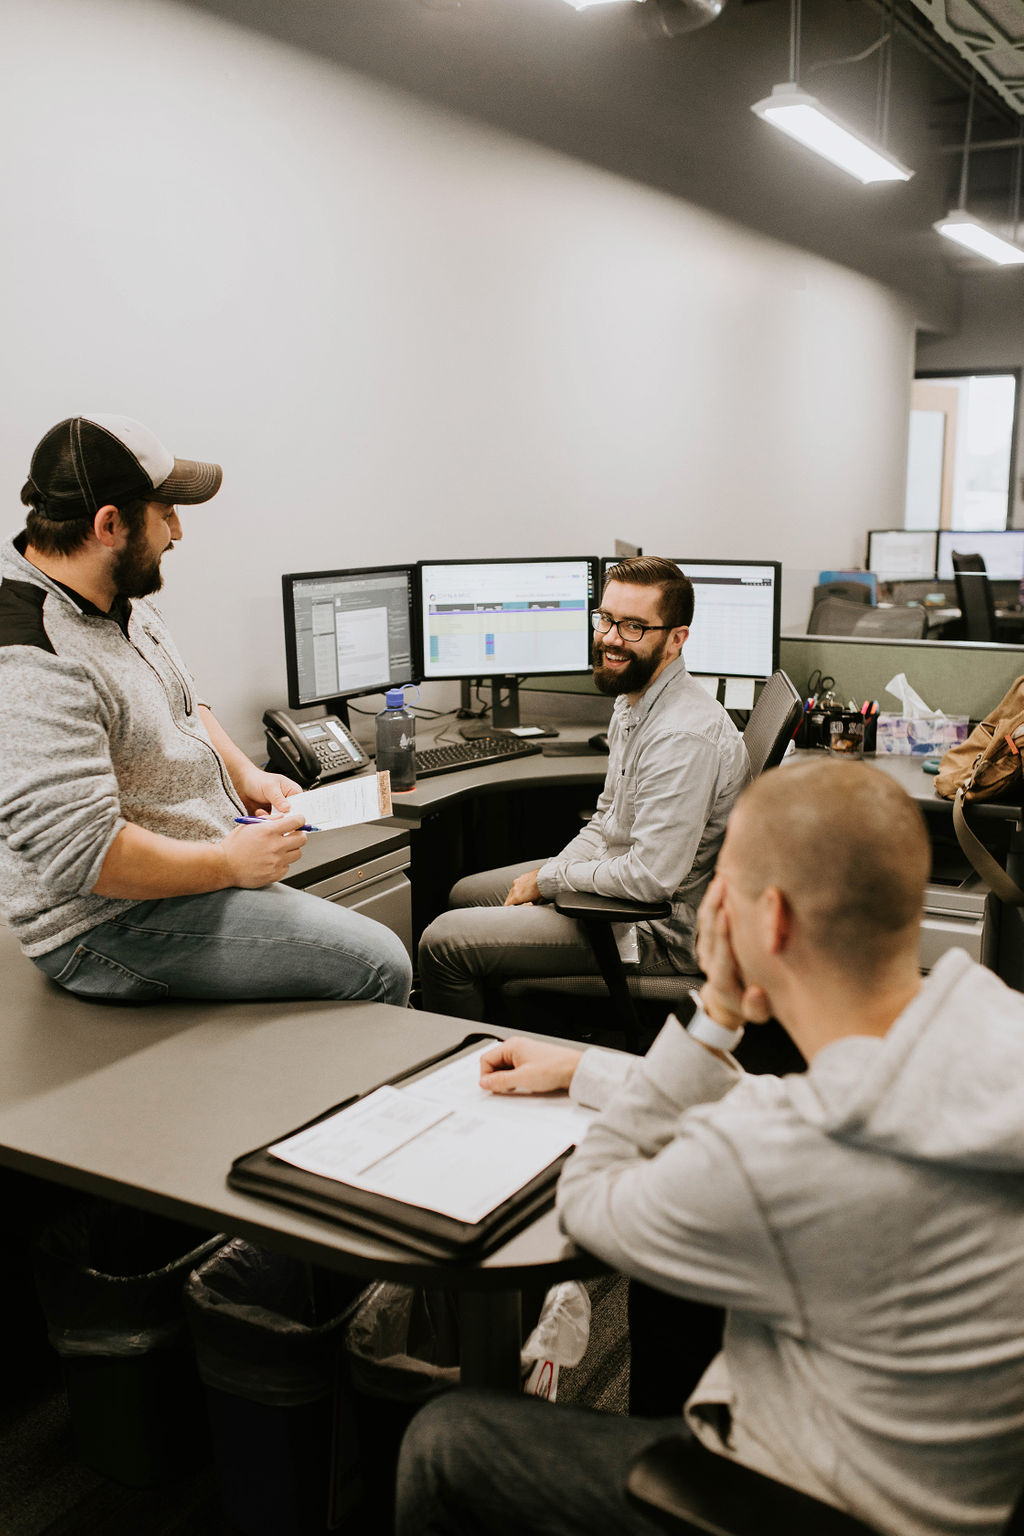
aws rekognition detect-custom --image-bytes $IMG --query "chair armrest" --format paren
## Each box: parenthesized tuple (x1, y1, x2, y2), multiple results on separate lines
(553, 891, 672, 924)
(626, 1437, 880, 1536)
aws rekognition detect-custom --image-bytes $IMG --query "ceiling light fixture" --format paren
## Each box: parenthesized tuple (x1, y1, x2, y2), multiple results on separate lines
(751, 84, 913, 182)
(751, 0, 913, 184)
(558, 0, 637, 9)
(934, 78, 1024, 265)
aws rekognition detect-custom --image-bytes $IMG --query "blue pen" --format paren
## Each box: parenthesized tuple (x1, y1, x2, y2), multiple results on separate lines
(234, 816, 320, 832)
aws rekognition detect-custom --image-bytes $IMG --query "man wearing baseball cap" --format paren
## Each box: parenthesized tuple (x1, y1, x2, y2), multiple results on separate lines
(0, 414, 412, 1006)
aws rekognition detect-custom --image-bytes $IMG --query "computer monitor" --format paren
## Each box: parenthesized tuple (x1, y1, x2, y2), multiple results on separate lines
(417, 557, 597, 730)
(282, 564, 416, 720)
(936, 530, 1024, 582)
(599, 557, 780, 681)
(866, 530, 938, 583)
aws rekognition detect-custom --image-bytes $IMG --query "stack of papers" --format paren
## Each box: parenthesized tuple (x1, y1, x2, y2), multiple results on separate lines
(269, 1048, 594, 1225)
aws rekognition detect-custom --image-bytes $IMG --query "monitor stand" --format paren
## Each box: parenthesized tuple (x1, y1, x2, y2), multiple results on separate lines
(458, 677, 559, 740)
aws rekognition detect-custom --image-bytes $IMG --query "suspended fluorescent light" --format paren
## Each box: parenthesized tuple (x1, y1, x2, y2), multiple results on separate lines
(751, 83, 914, 185)
(559, 0, 637, 8)
(933, 209, 1024, 265)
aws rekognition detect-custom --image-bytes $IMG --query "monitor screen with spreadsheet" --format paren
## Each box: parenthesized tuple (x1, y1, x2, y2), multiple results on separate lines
(417, 557, 597, 681)
(936, 530, 1024, 581)
(866, 530, 938, 582)
(601, 558, 780, 680)
(282, 564, 416, 709)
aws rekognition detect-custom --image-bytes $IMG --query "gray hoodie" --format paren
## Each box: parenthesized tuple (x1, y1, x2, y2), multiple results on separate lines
(559, 948, 1024, 1536)
(0, 535, 243, 955)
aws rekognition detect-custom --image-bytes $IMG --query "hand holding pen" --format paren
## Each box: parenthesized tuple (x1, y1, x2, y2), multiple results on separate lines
(222, 812, 312, 888)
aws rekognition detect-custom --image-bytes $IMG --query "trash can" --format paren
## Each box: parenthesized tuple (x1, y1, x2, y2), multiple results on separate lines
(342, 1281, 461, 1529)
(184, 1238, 367, 1536)
(32, 1196, 223, 1487)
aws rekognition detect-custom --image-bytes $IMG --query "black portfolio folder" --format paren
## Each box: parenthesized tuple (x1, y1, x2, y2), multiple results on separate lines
(228, 1035, 575, 1261)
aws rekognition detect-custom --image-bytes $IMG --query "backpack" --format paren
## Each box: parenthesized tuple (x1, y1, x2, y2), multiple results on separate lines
(934, 675, 1024, 904)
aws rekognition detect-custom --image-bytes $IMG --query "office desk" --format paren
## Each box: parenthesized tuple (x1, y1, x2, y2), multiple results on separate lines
(0, 924, 598, 1390)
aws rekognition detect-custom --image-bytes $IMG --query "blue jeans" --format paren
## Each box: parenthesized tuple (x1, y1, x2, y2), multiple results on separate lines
(397, 1390, 681, 1536)
(32, 884, 412, 1006)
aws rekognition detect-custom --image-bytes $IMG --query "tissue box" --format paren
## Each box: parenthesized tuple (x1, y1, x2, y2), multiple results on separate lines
(875, 713, 969, 756)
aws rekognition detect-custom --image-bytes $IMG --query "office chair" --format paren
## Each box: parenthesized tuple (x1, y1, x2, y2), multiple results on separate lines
(850, 605, 927, 639)
(954, 567, 997, 642)
(501, 671, 804, 1050)
(626, 1432, 1024, 1536)
(808, 597, 927, 640)
(807, 596, 872, 636)
(812, 580, 872, 608)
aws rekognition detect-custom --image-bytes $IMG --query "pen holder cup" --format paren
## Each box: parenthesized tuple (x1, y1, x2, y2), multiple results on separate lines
(827, 712, 866, 757)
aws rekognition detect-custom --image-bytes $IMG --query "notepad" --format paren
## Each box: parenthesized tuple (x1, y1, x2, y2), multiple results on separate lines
(286, 772, 392, 829)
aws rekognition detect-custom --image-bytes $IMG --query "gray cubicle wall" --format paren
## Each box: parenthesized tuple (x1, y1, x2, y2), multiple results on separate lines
(780, 636, 1024, 721)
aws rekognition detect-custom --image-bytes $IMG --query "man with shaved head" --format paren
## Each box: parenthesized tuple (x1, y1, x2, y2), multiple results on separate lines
(398, 757, 1024, 1536)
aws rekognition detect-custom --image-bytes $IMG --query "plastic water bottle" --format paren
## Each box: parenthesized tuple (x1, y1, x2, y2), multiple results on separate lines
(375, 687, 416, 791)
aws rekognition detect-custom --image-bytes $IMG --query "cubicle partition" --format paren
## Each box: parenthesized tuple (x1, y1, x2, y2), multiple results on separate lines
(779, 635, 1024, 721)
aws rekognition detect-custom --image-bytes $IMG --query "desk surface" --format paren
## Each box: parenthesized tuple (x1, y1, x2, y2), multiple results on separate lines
(0, 923, 592, 1293)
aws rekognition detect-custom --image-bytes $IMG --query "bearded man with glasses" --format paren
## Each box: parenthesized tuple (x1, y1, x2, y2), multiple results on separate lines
(418, 556, 751, 1021)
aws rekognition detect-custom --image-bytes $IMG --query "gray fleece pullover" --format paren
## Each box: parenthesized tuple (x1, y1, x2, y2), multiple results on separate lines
(0, 534, 244, 955)
(560, 948, 1024, 1536)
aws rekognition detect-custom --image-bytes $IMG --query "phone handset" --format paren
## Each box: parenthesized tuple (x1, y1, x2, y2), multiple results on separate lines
(262, 709, 322, 786)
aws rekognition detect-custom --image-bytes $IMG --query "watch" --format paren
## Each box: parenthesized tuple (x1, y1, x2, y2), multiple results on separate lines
(686, 1006, 745, 1054)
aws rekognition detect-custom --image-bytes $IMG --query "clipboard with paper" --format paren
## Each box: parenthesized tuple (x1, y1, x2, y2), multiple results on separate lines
(228, 1036, 595, 1259)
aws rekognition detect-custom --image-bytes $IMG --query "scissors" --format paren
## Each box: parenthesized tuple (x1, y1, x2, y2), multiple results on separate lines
(807, 670, 835, 699)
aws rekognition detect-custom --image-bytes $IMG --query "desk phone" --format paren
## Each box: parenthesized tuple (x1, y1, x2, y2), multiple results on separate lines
(263, 710, 369, 787)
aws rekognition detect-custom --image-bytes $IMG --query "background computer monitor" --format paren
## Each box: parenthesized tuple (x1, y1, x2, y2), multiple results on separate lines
(417, 557, 597, 728)
(600, 557, 780, 680)
(936, 529, 1024, 582)
(866, 529, 938, 582)
(282, 564, 416, 718)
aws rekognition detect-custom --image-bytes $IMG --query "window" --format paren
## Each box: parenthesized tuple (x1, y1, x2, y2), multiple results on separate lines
(904, 371, 1018, 531)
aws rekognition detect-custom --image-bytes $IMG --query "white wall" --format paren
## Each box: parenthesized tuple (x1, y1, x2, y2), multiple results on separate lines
(1, 0, 917, 756)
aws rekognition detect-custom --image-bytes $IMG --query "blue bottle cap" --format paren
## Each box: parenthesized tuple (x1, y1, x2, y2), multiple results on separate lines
(385, 688, 407, 708)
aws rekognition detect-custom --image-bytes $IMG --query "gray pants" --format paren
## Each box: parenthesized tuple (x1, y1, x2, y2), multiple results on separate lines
(397, 1389, 680, 1536)
(418, 860, 681, 1022)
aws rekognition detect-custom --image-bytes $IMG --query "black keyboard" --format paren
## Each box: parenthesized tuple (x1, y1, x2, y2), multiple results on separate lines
(414, 736, 544, 779)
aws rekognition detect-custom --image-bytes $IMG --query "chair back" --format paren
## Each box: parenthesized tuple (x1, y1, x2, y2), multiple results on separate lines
(853, 606, 928, 639)
(744, 671, 802, 778)
(952, 551, 987, 574)
(807, 596, 870, 635)
(954, 569, 997, 642)
(813, 581, 873, 607)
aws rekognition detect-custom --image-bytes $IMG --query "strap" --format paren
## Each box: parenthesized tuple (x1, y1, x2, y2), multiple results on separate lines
(952, 791, 1024, 905)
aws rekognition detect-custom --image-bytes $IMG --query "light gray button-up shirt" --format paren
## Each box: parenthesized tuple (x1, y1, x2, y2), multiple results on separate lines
(536, 656, 750, 970)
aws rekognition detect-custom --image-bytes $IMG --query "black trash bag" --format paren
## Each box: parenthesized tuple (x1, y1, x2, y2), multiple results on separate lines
(185, 1237, 365, 1405)
(33, 1196, 222, 1356)
(184, 1238, 368, 1536)
(31, 1196, 223, 1486)
(344, 1281, 460, 1401)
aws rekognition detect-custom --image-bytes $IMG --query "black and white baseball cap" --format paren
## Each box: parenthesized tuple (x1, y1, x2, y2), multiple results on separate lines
(24, 414, 223, 521)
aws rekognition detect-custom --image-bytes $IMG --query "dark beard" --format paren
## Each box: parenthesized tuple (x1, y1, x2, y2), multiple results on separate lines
(592, 635, 667, 696)
(111, 527, 166, 599)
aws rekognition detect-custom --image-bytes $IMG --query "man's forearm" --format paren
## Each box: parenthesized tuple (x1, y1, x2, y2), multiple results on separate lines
(92, 823, 230, 899)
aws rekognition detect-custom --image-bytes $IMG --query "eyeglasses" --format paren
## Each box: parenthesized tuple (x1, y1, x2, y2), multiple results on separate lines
(591, 610, 673, 643)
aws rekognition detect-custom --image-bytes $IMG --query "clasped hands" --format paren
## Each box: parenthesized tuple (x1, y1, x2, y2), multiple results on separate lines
(479, 873, 773, 1096)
